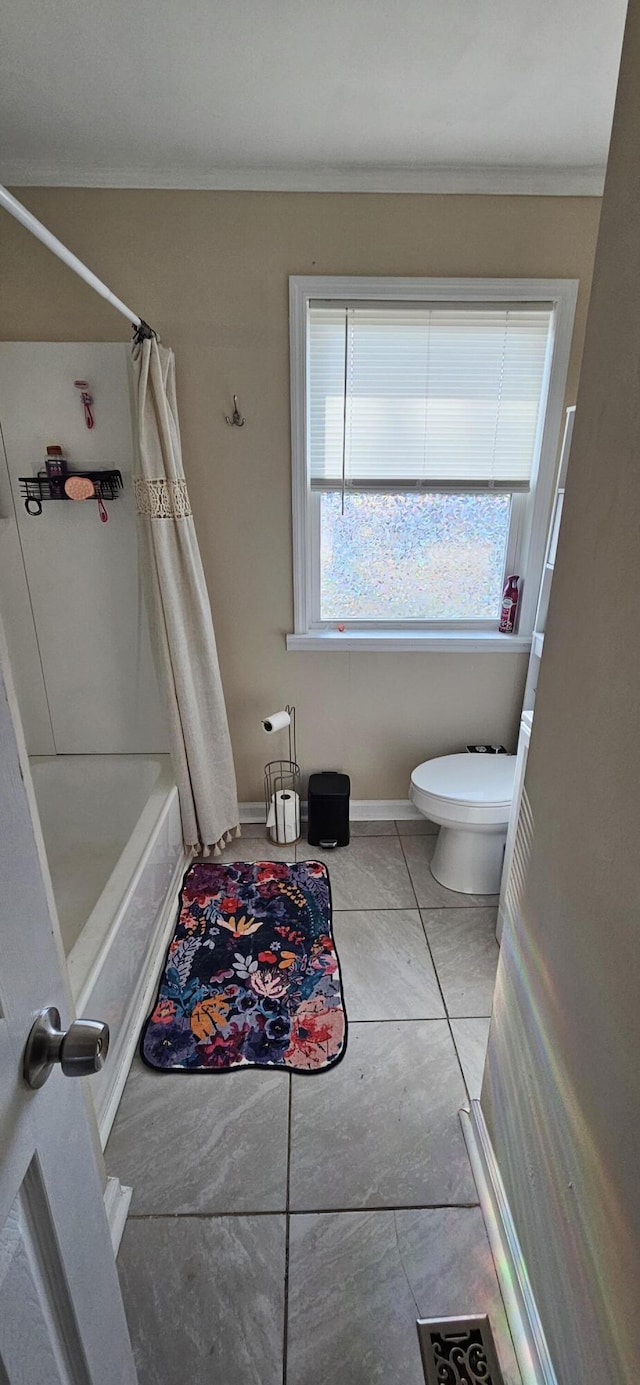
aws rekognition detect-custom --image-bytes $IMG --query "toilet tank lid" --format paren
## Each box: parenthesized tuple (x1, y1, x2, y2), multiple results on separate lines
(412, 753, 516, 806)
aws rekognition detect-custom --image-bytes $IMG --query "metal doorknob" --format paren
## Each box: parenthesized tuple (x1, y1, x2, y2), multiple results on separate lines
(23, 1006, 110, 1090)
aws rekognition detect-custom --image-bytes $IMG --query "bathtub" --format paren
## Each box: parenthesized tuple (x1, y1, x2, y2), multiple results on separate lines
(29, 754, 186, 1144)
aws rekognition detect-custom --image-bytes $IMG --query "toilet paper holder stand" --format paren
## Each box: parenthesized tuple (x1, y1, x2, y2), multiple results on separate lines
(263, 705, 301, 845)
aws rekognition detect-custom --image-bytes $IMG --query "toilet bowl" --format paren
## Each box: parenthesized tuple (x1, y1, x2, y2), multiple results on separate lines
(410, 754, 516, 894)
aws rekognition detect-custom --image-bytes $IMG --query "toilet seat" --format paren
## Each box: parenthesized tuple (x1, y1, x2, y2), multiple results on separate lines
(410, 754, 516, 827)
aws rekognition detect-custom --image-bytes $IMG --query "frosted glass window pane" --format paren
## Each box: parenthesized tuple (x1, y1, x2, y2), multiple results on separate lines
(320, 492, 511, 621)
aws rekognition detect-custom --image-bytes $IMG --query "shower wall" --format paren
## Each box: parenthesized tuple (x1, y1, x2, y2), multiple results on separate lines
(0, 342, 167, 753)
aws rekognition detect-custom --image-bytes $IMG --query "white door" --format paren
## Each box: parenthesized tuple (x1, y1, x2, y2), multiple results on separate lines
(0, 628, 137, 1383)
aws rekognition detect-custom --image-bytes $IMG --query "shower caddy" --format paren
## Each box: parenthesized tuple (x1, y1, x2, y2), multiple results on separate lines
(19, 468, 123, 517)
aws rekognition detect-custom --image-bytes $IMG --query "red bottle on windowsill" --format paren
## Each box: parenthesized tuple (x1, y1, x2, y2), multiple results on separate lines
(499, 574, 520, 633)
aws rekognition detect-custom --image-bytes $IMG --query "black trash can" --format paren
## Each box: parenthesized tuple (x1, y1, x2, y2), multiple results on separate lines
(307, 771, 350, 848)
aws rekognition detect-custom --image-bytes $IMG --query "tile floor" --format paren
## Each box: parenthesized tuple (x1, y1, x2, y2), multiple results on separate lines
(108, 821, 519, 1385)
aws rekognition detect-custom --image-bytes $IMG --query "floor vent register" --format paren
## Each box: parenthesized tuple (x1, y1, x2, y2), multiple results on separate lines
(417, 1315, 505, 1385)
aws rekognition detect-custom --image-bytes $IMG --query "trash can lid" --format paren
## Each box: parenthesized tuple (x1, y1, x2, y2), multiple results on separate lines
(308, 771, 350, 796)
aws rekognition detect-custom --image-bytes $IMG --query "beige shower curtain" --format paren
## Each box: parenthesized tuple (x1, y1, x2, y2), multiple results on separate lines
(131, 335, 239, 854)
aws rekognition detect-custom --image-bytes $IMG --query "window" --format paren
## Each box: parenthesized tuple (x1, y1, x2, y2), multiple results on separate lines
(289, 277, 577, 651)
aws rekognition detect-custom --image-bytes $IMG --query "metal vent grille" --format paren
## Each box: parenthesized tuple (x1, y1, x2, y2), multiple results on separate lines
(417, 1314, 505, 1385)
(504, 783, 534, 933)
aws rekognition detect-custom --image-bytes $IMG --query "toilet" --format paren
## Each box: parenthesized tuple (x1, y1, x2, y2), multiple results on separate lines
(410, 754, 517, 894)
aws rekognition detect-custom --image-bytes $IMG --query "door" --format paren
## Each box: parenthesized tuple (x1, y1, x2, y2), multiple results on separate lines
(0, 625, 137, 1383)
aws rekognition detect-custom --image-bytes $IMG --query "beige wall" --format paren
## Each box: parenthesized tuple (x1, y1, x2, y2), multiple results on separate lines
(483, 4, 640, 1380)
(0, 189, 600, 799)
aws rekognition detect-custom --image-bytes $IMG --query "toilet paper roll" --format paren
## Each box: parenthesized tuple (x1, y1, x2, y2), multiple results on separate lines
(262, 709, 291, 734)
(266, 789, 300, 844)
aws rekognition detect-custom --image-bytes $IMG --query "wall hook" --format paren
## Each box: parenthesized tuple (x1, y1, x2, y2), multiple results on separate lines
(225, 395, 245, 427)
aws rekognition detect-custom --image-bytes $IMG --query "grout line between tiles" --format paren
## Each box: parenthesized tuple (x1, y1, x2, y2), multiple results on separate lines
(328, 1014, 491, 1023)
(418, 903, 500, 913)
(398, 838, 497, 1105)
(448, 1014, 493, 1022)
(401, 842, 488, 1109)
(282, 1072, 293, 1385)
(335, 904, 440, 911)
(352, 824, 400, 837)
(400, 831, 478, 1106)
(347, 1017, 449, 1028)
(286, 1202, 480, 1215)
(127, 1201, 481, 1221)
(396, 838, 467, 1073)
(128, 1209, 288, 1220)
(337, 902, 495, 911)
(396, 832, 439, 839)
(213, 898, 495, 910)
(397, 832, 421, 914)
(344, 1015, 448, 1023)
(448, 1026, 475, 1105)
(394, 835, 497, 911)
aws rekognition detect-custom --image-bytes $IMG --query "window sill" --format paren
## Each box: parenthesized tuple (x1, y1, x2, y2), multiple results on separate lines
(286, 630, 532, 653)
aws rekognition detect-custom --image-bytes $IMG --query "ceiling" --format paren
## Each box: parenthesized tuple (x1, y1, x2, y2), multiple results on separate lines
(0, 0, 628, 193)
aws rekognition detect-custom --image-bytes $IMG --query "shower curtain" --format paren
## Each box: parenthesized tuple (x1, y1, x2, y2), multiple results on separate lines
(131, 335, 239, 854)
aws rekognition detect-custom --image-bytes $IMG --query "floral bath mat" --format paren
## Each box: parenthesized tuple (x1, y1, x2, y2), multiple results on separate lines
(141, 859, 347, 1073)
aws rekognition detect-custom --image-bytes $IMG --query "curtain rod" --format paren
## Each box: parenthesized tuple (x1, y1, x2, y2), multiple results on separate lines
(0, 184, 155, 337)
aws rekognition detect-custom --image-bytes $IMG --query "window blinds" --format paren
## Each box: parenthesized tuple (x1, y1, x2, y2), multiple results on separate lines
(308, 303, 553, 492)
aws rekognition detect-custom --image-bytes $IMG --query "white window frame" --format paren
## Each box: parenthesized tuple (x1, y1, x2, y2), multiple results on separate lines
(288, 275, 578, 652)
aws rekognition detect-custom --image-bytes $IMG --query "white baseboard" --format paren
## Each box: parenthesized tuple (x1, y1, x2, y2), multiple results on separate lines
(104, 1176, 132, 1256)
(96, 848, 189, 1148)
(239, 803, 269, 823)
(460, 1100, 558, 1385)
(239, 798, 422, 823)
(351, 799, 422, 820)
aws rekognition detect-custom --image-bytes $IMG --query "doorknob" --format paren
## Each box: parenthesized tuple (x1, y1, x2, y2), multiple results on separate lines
(23, 1006, 110, 1090)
